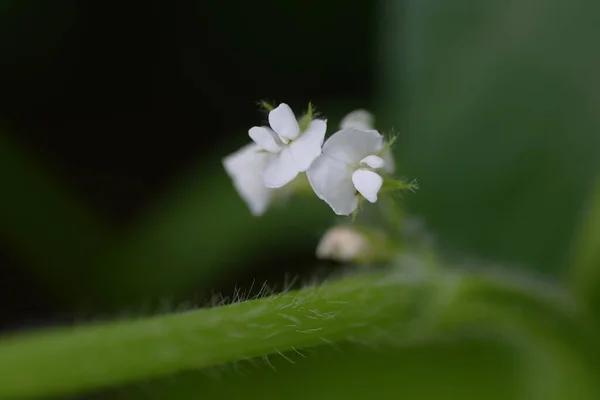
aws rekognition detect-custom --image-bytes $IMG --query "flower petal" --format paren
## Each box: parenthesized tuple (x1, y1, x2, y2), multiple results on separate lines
(321, 128, 384, 165)
(288, 119, 327, 172)
(339, 109, 374, 130)
(360, 155, 385, 169)
(223, 143, 273, 216)
(352, 169, 383, 203)
(383, 149, 396, 174)
(307, 155, 358, 215)
(249, 126, 281, 153)
(263, 148, 298, 188)
(269, 103, 299, 142)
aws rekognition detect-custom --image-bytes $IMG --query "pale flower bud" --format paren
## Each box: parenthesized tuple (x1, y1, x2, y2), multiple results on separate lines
(316, 226, 373, 263)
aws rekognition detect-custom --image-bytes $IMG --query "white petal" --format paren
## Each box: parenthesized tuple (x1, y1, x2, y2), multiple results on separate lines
(288, 119, 327, 172)
(248, 127, 281, 153)
(383, 149, 396, 174)
(340, 109, 374, 130)
(306, 155, 358, 215)
(352, 169, 383, 203)
(321, 128, 384, 165)
(269, 103, 299, 142)
(360, 155, 385, 169)
(223, 143, 273, 216)
(263, 148, 298, 188)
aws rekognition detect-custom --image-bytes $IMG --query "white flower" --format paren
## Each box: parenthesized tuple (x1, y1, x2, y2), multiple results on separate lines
(307, 128, 390, 215)
(340, 109, 375, 131)
(222, 143, 275, 216)
(339, 109, 395, 174)
(249, 103, 327, 188)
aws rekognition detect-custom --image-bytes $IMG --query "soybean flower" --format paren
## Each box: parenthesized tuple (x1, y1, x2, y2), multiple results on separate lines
(249, 103, 327, 188)
(222, 143, 275, 216)
(306, 128, 389, 215)
(223, 103, 413, 218)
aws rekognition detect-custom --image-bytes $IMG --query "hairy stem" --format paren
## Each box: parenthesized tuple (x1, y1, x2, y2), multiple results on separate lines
(0, 268, 433, 399)
(0, 264, 592, 399)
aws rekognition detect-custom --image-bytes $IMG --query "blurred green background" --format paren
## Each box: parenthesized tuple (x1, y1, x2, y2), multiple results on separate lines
(1, 0, 600, 398)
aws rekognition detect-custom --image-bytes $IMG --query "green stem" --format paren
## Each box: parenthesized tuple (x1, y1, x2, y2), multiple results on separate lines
(0, 264, 594, 400)
(0, 269, 432, 399)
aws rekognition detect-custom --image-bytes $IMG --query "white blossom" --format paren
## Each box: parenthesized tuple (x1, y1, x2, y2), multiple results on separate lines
(222, 143, 275, 216)
(307, 128, 389, 215)
(249, 103, 327, 188)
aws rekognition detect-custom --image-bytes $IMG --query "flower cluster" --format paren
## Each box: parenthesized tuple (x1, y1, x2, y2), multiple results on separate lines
(223, 103, 414, 217)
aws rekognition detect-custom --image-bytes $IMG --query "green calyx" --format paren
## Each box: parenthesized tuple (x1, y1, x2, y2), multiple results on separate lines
(259, 100, 275, 112)
(298, 102, 315, 132)
(381, 177, 419, 194)
(377, 134, 398, 158)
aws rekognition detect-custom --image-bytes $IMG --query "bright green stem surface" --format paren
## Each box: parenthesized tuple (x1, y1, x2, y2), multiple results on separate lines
(0, 265, 594, 399)
(0, 269, 433, 399)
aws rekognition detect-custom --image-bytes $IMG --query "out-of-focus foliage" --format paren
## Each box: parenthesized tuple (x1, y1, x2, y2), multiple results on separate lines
(0, 133, 113, 305)
(383, 0, 600, 275)
(570, 177, 600, 321)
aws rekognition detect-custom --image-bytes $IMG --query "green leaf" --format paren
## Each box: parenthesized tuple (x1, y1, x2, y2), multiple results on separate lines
(439, 270, 599, 400)
(569, 176, 600, 319)
(379, 0, 600, 275)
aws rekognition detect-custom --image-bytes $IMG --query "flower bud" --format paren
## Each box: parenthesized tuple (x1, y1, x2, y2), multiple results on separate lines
(316, 226, 394, 263)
